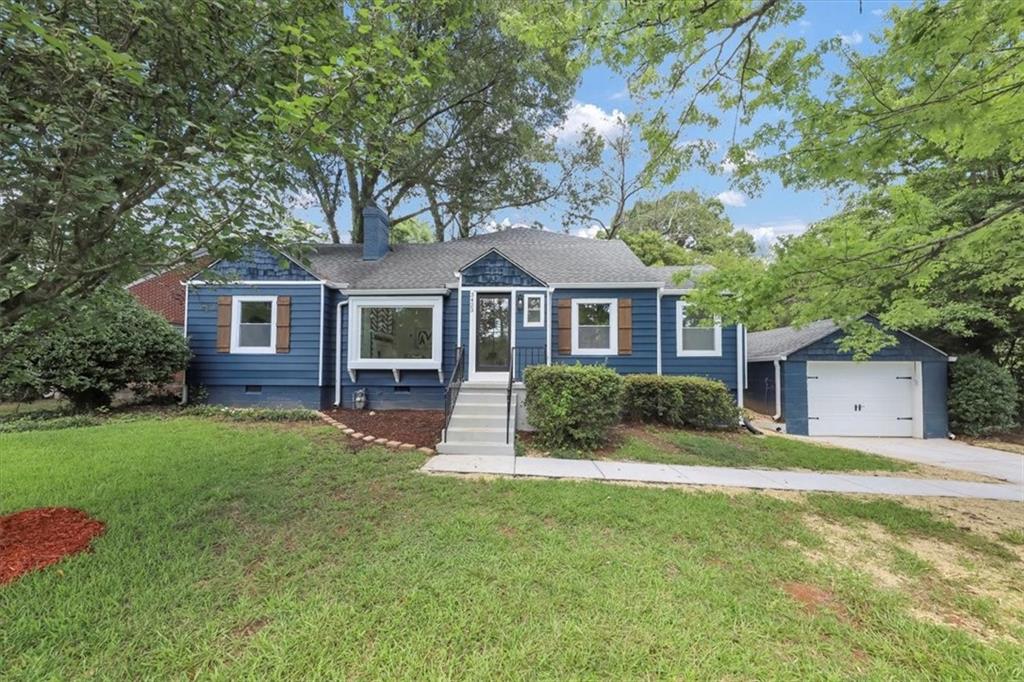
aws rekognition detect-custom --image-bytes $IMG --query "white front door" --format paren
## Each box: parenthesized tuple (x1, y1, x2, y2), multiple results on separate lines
(469, 292, 512, 383)
(806, 361, 919, 437)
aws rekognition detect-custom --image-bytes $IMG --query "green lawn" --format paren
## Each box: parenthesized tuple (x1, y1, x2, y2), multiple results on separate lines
(2, 418, 1021, 679)
(546, 425, 915, 473)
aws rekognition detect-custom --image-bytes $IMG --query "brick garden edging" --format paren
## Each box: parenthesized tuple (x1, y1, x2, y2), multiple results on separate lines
(318, 412, 435, 455)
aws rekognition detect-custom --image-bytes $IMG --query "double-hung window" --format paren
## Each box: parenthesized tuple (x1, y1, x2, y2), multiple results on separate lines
(230, 296, 277, 354)
(348, 297, 443, 370)
(571, 298, 618, 355)
(523, 293, 544, 327)
(676, 300, 721, 356)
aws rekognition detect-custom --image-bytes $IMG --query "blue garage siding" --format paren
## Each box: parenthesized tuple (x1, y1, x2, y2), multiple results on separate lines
(782, 360, 809, 435)
(780, 325, 948, 438)
(204, 247, 319, 281)
(922, 361, 949, 438)
(746, 361, 777, 416)
(659, 295, 739, 394)
(550, 289, 658, 374)
(337, 292, 457, 410)
(461, 251, 543, 287)
(187, 284, 323, 408)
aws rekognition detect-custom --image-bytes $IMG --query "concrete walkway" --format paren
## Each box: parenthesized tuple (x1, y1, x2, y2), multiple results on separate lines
(422, 455, 1024, 501)
(805, 436, 1024, 485)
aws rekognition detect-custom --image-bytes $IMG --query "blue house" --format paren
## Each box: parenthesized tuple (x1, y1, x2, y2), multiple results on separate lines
(185, 207, 746, 454)
(745, 318, 951, 439)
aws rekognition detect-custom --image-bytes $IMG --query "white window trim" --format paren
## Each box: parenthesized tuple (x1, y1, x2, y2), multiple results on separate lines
(523, 293, 545, 327)
(571, 298, 618, 355)
(347, 296, 443, 371)
(230, 296, 278, 354)
(676, 300, 721, 357)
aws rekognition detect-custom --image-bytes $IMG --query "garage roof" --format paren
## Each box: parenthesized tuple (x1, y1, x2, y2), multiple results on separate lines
(747, 319, 841, 362)
(747, 317, 949, 362)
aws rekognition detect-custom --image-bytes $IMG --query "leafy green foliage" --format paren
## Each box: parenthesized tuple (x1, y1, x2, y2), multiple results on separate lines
(0, 289, 189, 410)
(622, 375, 737, 429)
(948, 355, 1019, 437)
(618, 231, 691, 266)
(690, 0, 1024, 365)
(0, 414, 104, 433)
(391, 219, 436, 244)
(524, 364, 623, 449)
(622, 191, 754, 258)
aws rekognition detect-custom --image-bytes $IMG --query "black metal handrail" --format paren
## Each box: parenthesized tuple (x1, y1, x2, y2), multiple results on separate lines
(506, 345, 515, 444)
(443, 346, 465, 439)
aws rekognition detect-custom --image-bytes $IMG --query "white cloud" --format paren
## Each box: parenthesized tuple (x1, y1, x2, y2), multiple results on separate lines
(871, 8, 885, 16)
(549, 102, 626, 142)
(736, 221, 809, 257)
(574, 224, 604, 239)
(799, 19, 812, 27)
(609, 89, 629, 101)
(716, 190, 747, 207)
(720, 149, 758, 174)
(839, 30, 864, 45)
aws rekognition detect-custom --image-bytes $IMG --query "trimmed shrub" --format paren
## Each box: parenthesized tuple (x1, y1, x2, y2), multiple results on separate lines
(524, 364, 624, 449)
(0, 289, 189, 410)
(949, 355, 1018, 436)
(623, 374, 738, 429)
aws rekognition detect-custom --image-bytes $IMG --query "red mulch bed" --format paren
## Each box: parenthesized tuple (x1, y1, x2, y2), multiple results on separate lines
(323, 408, 444, 448)
(0, 507, 105, 585)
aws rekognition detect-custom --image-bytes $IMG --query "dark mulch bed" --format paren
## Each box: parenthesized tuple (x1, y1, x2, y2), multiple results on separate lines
(323, 408, 444, 448)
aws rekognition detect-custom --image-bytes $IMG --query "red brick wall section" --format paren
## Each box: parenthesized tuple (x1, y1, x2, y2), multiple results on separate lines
(128, 259, 211, 327)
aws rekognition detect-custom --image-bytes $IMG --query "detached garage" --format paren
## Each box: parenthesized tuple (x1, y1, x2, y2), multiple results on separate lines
(745, 317, 952, 438)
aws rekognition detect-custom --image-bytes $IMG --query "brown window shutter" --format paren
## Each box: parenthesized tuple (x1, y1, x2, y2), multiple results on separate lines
(618, 298, 632, 355)
(276, 296, 291, 353)
(216, 296, 232, 352)
(557, 298, 572, 354)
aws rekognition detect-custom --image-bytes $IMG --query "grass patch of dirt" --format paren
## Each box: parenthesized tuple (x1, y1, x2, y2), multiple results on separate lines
(802, 507, 1024, 644)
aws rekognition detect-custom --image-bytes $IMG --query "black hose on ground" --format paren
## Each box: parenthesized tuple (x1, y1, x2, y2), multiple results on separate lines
(741, 415, 762, 435)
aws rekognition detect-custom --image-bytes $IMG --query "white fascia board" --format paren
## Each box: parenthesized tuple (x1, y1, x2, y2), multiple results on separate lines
(342, 288, 449, 295)
(549, 282, 663, 289)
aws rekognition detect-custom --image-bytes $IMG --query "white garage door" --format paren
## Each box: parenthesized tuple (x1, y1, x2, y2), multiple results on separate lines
(806, 361, 918, 437)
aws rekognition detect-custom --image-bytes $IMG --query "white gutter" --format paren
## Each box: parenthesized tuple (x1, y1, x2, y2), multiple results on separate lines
(180, 283, 190, 405)
(773, 359, 782, 420)
(342, 288, 448, 295)
(334, 300, 349, 406)
(736, 323, 744, 409)
(655, 289, 662, 375)
(546, 287, 554, 364)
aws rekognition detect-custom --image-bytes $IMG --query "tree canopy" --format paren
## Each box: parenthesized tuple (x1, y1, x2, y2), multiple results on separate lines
(622, 191, 754, 258)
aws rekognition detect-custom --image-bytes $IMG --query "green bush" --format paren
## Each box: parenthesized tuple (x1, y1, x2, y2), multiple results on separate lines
(524, 364, 624, 449)
(0, 289, 190, 410)
(949, 355, 1018, 436)
(622, 374, 738, 429)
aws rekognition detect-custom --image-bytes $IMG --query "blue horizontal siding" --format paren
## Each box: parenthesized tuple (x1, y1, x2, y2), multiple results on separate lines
(515, 291, 547, 379)
(660, 295, 739, 393)
(922, 361, 949, 438)
(782, 360, 809, 435)
(335, 292, 456, 411)
(550, 289, 658, 374)
(204, 246, 318, 281)
(187, 285, 323, 397)
(204, 385, 320, 408)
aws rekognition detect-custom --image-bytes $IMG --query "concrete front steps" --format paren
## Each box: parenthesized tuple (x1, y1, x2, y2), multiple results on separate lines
(436, 383, 515, 456)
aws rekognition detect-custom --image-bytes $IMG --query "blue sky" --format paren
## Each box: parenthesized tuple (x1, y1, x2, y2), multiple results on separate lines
(295, 0, 906, 247)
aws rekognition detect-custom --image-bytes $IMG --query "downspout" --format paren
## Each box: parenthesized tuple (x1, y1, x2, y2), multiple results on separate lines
(335, 300, 348, 406)
(655, 289, 662, 375)
(180, 282, 190, 405)
(546, 287, 554, 365)
(736, 323, 744, 410)
(318, 285, 325, 386)
(773, 359, 782, 420)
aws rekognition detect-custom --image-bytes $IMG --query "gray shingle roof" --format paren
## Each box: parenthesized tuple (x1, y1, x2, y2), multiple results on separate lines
(746, 319, 841, 361)
(647, 264, 714, 289)
(304, 228, 659, 289)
